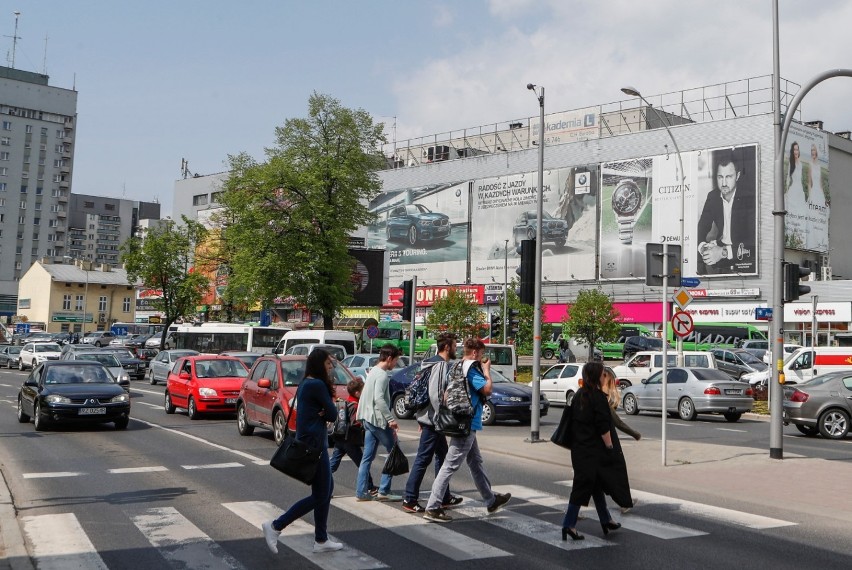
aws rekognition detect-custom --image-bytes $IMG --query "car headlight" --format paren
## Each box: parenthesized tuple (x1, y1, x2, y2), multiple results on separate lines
(198, 387, 218, 397)
(110, 393, 129, 403)
(45, 394, 72, 404)
(120, 373, 130, 382)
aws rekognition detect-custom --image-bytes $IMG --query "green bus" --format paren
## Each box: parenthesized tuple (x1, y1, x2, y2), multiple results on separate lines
(367, 322, 435, 356)
(666, 322, 767, 351)
(543, 324, 653, 360)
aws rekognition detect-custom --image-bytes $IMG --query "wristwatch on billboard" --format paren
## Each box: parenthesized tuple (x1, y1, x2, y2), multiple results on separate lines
(611, 179, 643, 244)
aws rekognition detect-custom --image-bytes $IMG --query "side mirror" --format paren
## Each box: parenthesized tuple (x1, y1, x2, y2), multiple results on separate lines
(641, 378, 648, 385)
(179, 371, 190, 380)
(257, 378, 271, 389)
(25, 379, 38, 387)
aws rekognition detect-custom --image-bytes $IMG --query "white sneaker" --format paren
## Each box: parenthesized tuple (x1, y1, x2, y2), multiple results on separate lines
(261, 521, 280, 554)
(313, 539, 343, 553)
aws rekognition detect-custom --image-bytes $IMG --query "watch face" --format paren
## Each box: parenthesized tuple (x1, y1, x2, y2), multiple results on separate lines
(611, 180, 642, 216)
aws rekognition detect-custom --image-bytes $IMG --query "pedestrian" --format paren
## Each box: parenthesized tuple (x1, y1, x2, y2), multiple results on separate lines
(354, 344, 403, 502)
(423, 337, 511, 523)
(561, 362, 634, 541)
(602, 366, 640, 514)
(402, 333, 463, 513)
(328, 378, 377, 497)
(262, 349, 343, 555)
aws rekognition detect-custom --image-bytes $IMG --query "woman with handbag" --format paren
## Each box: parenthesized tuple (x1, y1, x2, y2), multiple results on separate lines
(262, 349, 343, 555)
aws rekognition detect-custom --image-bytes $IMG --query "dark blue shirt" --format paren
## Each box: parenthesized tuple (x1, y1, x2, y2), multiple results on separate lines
(295, 377, 336, 449)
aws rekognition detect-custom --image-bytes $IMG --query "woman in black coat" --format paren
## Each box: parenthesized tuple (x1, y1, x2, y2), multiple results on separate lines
(561, 362, 634, 541)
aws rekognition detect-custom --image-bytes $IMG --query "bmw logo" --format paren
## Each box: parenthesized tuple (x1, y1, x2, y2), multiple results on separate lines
(455, 188, 462, 197)
(578, 174, 587, 185)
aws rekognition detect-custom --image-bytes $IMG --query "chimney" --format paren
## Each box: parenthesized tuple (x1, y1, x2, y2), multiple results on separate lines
(835, 131, 851, 140)
(804, 120, 824, 130)
(99, 263, 112, 272)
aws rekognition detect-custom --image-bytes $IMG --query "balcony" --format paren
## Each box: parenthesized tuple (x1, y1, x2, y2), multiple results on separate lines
(60, 165, 70, 174)
(56, 210, 66, 218)
(59, 179, 69, 189)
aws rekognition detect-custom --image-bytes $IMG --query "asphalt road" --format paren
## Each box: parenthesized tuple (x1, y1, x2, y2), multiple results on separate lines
(1, 366, 850, 569)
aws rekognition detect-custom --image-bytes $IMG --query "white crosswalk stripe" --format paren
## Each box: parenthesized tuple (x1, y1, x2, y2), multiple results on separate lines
(22, 513, 109, 570)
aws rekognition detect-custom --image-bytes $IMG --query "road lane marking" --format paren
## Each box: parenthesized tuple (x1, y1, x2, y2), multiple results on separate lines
(131, 417, 269, 465)
(23, 472, 84, 479)
(22, 513, 108, 570)
(224, 501, 387, 570)
(108, 466, 168, 474)
(493, 484, 707, 540)
(131, 506, 244, 570)
(0, 383, 12, 387)
(332, 496, 512, 560)
(717, 428, 747, 433)
(182, 462, 244, 470)
(137, 401, 161, 408)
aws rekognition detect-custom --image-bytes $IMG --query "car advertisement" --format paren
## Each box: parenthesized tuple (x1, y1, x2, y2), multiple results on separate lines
(366, 180, 470, 284)
(784, 122, 829, 252)
(469, 165, 599, 283)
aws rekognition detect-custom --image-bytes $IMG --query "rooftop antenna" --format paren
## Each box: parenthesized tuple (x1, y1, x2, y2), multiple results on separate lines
(5, 11, 21, 68)
(41, 32, 48, 74)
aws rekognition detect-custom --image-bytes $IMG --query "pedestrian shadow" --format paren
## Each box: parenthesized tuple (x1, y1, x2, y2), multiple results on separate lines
(19, 486, 197, 510)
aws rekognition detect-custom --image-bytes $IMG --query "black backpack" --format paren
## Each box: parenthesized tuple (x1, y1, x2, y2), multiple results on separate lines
(403, 365, 433, 412)
(331, 400, 351, 437)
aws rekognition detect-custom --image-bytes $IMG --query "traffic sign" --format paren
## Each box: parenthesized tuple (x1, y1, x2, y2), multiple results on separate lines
(672, 288, 693, 311)
(681, 277, 701, 288)
(671, 311, 694, 338)
(365, 325, 379, 339)
(755, 307, 773, 321)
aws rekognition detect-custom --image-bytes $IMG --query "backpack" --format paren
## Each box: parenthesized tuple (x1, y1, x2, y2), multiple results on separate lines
(442, 361, 473, 416)
(403, 365, 432, 412)
(331, 400, 351, 437)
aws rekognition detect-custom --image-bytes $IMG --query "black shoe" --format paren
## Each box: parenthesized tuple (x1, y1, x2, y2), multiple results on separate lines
(487, 492, 511, 514)
(601, 520, 622, 535)
(423, 508, 452, 523)
(402, 500, 426, 514)
(442, 495, 464, 508)
(562, 527, 584, 541)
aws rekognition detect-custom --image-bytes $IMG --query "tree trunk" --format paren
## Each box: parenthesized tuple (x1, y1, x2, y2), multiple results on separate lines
(322, 312, 334, 330)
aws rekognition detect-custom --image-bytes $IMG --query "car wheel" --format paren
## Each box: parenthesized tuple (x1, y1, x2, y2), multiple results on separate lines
(818, 408, 850, 440)
(34, 402, 48, 431)
(7, 359, 13, 369)
(18, 359, 24, 371)
(393, 394, 413, 420)
(237, 403, 254, 436)
(164, 391, 176, 414)
(723, 411, 742, 422)
(543, 348, 555, 360)
(95, 341, 102, 347)
(149, 370, 158, 385)
(565, 390, 575, 406)
(17, 396, 30, 423)
(407, 225, 418, 246)
(481, 401, 496, 426)
(678, 397, 697, 421)
(273, 410, 286, 446)
(623, 394, 639, 415)
(187, 397, 199, 420)
(114, 417, 129, 430)
(795, 424, 819, 437)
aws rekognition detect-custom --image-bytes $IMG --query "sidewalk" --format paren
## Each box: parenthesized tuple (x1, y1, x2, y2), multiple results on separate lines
(0, 467, 33, 570)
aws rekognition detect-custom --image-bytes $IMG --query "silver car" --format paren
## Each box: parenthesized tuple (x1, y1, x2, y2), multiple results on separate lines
(341, 353, 407, 381)
(783, 371, 852, 439)
(147, 349, 199, 385)
(66, 351, 130, 391)
(622, 367, 754, 422)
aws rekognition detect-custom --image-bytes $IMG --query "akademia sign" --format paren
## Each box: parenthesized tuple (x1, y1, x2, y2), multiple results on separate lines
(385, 285, 485, 308)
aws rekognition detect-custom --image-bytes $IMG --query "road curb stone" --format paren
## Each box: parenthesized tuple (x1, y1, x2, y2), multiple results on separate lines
(0, 466, 34, 570)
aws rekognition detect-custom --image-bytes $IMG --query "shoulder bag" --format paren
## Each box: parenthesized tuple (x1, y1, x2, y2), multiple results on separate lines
(270, 383, 322, 485)
(550, 401, 573, 449)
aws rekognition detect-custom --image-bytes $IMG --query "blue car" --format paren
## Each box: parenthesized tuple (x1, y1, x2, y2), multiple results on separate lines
(389, 363, 549, 425)
(386, 204, 451, 246)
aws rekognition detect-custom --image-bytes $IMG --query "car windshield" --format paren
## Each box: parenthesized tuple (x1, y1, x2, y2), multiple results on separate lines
(738, 351, 763, 364)
(281, 360, 350, 386)
(35, 344, 61, 353)
(77, 353, 121, 367)
(105, 349, 135, 359)
(44, 365, 115, 384)
(405, 204, 428, 215)
(195, 359, 249, 378)
(799, 374, 840, 387)
(490, 369, 513, 383)
(7, 347, 21, 355)
(227, 354, 261, 368)
(691, 369, 734, 381)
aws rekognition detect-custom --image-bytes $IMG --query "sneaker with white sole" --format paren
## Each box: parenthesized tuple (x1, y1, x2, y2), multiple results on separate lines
(313, 539, 343, 553)
(487, 492, 511, 514)
(261, 521, 280, 554)
(423, 508, 453, 523)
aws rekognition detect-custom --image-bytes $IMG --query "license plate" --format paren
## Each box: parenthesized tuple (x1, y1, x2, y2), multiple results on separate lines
(79, 407, 106, 415)
(225, 398, 237, 404)
(725, 389, 743, 395)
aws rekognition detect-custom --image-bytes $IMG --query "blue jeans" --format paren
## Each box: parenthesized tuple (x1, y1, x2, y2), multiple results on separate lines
(425, 432, 494, 511)
(329, 440, 374, 490)
(404, 423, 451, 504)
(272, 448, 334, 542)
(562, 491, 612, 529)
(355, 421, 396, 499)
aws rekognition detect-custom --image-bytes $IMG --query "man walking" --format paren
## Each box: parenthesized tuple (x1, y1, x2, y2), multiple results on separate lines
(401, 333, 463, 513)
(423, 337, 511, 522)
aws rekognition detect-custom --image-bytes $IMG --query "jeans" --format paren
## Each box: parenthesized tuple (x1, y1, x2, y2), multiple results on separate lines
(561, 491, 612, 529)
(272, 448, 333, 542)
(329, 440, 374, 490)
(355, 421, 396, 498)
(404, 423, 451, 504)
(425, 432, 494, 511)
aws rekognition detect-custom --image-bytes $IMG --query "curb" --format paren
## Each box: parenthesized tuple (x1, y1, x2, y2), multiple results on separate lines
(0, 467, 33, 570)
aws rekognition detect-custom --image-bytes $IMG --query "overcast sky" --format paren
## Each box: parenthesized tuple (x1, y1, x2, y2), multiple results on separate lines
(6, 1, 852, 216)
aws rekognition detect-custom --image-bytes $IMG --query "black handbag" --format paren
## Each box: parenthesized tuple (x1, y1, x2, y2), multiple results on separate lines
(382, 440, 409, 476)
(269, 385, 322, 485)
(550, 402, 573, 449)
(433, 404, 472, 438)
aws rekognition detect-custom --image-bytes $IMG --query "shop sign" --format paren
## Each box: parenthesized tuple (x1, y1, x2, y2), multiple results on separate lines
(783, 302, 851, 323)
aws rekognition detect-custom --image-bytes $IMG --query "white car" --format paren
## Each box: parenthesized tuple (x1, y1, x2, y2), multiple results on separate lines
(18, 342, 62, 370)
(611, 350, 717, 390)
(540, 363, 583, 405)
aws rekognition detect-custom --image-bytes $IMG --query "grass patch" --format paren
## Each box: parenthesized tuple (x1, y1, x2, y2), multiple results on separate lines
(752, 400, 769, 415)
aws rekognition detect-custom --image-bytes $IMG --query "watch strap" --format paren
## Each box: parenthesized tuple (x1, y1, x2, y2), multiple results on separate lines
(617, 216, 635, 244)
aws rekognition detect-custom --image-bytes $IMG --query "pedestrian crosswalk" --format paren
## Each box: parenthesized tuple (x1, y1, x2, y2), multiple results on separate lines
(18, 481, 797, 569)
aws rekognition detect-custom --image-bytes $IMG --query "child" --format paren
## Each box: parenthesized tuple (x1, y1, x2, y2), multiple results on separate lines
(329, 378, 376, 495)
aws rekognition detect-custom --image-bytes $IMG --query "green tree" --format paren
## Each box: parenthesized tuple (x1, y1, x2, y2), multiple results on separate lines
(487, 278, 551, 354)
(560, 289, 621, 360)
(425, 289, 485, 339)
(120, 218, 210, 349)
(219, 93, 386, 328)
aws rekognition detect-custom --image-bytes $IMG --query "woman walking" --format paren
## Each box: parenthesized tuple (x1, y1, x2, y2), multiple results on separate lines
(262, 349, 343, 555)
(561, 362, 634, 541)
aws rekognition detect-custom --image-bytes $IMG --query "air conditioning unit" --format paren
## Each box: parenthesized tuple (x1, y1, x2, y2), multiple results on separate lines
(822, 266, 832, 281)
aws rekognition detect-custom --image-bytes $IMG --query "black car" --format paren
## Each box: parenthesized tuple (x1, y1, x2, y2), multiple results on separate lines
(17, 360, 131, 431)
(96, 347, 146, 380)
(0, 345, 22, 368)
(622, 336, 672, 360)
(512, 210, 569, 248)
(385, 204, 451, 245)
(388, 363, 549, 425)
(124, 334, 153, 349)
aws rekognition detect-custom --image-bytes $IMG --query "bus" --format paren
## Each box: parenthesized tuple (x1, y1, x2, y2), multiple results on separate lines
(370, 322, 435, 355)
(666, 322, 767, 351)
(170, 323, 291, 354)
(111, 321, 166, 337)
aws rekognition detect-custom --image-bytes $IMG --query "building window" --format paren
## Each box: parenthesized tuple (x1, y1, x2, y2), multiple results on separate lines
(33, 217, 40, 225)
(0, 167, 6, 175)
(0, 198, 4, 206)
(75, 295, 83, 311)
(20, 185, 26, 193)
(17, 215, 24, 223)
(2, 121, 11, 130)
(32, 232, 38, 240)
(0, 137, 9, 145)
(49, 219, 57, 227)
(98, 296, 107, 312)
(105, 203, 115, 211)
(63, 294, 72, 310)
(56, 130, 65, 139)
(41, 127, 48, 136)
(25, 125, 32, 133)
(122, 297, 131, 312)
(19, 201, 26, 209)
(192, 194, 209, 206)
(84, 201, 94, 208)
(0, 152, 9, 160)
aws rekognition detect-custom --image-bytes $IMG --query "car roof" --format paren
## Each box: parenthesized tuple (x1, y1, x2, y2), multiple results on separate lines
(220, 351, 257, 356)
(42, 360, 104, 368)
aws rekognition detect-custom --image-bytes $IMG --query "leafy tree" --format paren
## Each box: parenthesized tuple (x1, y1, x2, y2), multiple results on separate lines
(560, 289, 621, 360)
(425, 289, 485, 340)
(219, 93, 386, 329)
(120, 218, 210, 349)
(490, 278, 552, 354)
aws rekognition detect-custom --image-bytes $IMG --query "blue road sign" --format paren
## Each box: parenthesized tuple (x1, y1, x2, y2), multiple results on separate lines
(366, 325, 379, 339)
(681, 277, 701, 288)
(755, 307, 773, 321)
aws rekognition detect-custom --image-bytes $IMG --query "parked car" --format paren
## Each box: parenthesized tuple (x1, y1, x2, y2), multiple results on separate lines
(219, 351, 262, 370)
(63, 350, 130, 388)
(711, 348, 768, 380)
(341, 353, 407, 381)
(746, 346, 851, 386)
(0, 345, 22, 368)
(147, 349, 200, 385)
(783, 372, 852, 439)
(385, 203, 451, 246)
(132, 348, 159, 370)
(18, 342, 62, 370)
(622, 336, 672, 360)
(60, 344, 100, 358)
(236, 355, 355, 445)
(621, 367, 753, 422)
(512, 210, 569, 248)
(284, 343, 347, 361)
(611, 350, 717, 390)
(17, 360, 131, 431)
(164, 355, 249, 419)
(109, 335, 131, 347)
(540, 363, 583, 406)
(81, 331, 116, 347)
(96, 347, 146, 380)
(124, 334, 154, 349)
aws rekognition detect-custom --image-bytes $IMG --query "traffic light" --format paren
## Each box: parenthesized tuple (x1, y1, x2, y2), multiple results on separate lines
(508, 309, 520, 337)
(400, 280, 414, 321)
(783, 262, 811, 302)
(515, 239, 536, 305)
(490, 312, 502, 340)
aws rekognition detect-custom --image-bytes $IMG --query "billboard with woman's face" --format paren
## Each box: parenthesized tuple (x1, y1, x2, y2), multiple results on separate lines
(784, 123, 829, 252)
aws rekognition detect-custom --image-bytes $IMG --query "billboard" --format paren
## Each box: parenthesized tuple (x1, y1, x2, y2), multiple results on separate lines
(784, 123, 829, 252)
(347, 248, 389, 307)
(530, 107, 600, 146)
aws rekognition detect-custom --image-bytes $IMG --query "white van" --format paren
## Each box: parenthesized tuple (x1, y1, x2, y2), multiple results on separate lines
(424, 342, 517, 381)
(744, 346, 852, 386)
(611, 350, 717, 389)
(273, 330, 357, 357)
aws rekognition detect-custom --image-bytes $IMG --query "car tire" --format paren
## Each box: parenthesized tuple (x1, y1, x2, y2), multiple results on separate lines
(7, 359, 13, 369)
(34, 402, 48, 431)
(818, 408, 850, 440)
(481, 401, 496, 426)
(565, 390, 575, 406)
(623, 394, 639, 415)
(393, 394, 413, 420)
(723, 411, 742, 422)
(237, 403, 254, 436)
(149, 369, 158, 385)
(164, 391, 176, 414)
(17, 396, 30, 423)
(187, 397, 199, 420)
(795, 424, 819, 437)
(273, 410, 286, 446)
(407, 225, 418, 246)
(114, 417, 129, 430)
(18, 359, 24, 371)
(678, 397, 697, 421)
(543, 348, 555, 360)
(95, 341, 102, 347)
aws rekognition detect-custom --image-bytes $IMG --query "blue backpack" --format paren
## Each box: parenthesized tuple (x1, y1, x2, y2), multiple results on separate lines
(403, 365, 433, 412)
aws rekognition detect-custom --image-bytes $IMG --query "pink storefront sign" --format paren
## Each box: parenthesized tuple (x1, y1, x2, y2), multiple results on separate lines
(544, 302, 665, 324)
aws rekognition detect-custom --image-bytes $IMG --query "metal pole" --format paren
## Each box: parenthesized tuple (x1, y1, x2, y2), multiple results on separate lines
(661, 244, 669, 467)
(503, 239, 508, 345)
(527, 83, 545, 443)
(811, 295, 818, 347)
(409, 275, 417, 360)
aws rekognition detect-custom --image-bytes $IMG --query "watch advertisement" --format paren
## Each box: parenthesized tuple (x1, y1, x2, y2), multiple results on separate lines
(599, 158, 653, 279)
(469, 165, 598, 283)
(784, 122, 829, 252)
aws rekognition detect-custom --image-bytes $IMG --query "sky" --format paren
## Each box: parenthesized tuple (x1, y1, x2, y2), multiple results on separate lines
(5, 1, 852, 217)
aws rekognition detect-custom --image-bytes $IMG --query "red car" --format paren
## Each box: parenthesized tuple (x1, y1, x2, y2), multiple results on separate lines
(164, 355, 249, 419)
(236, 355, 354, 445)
